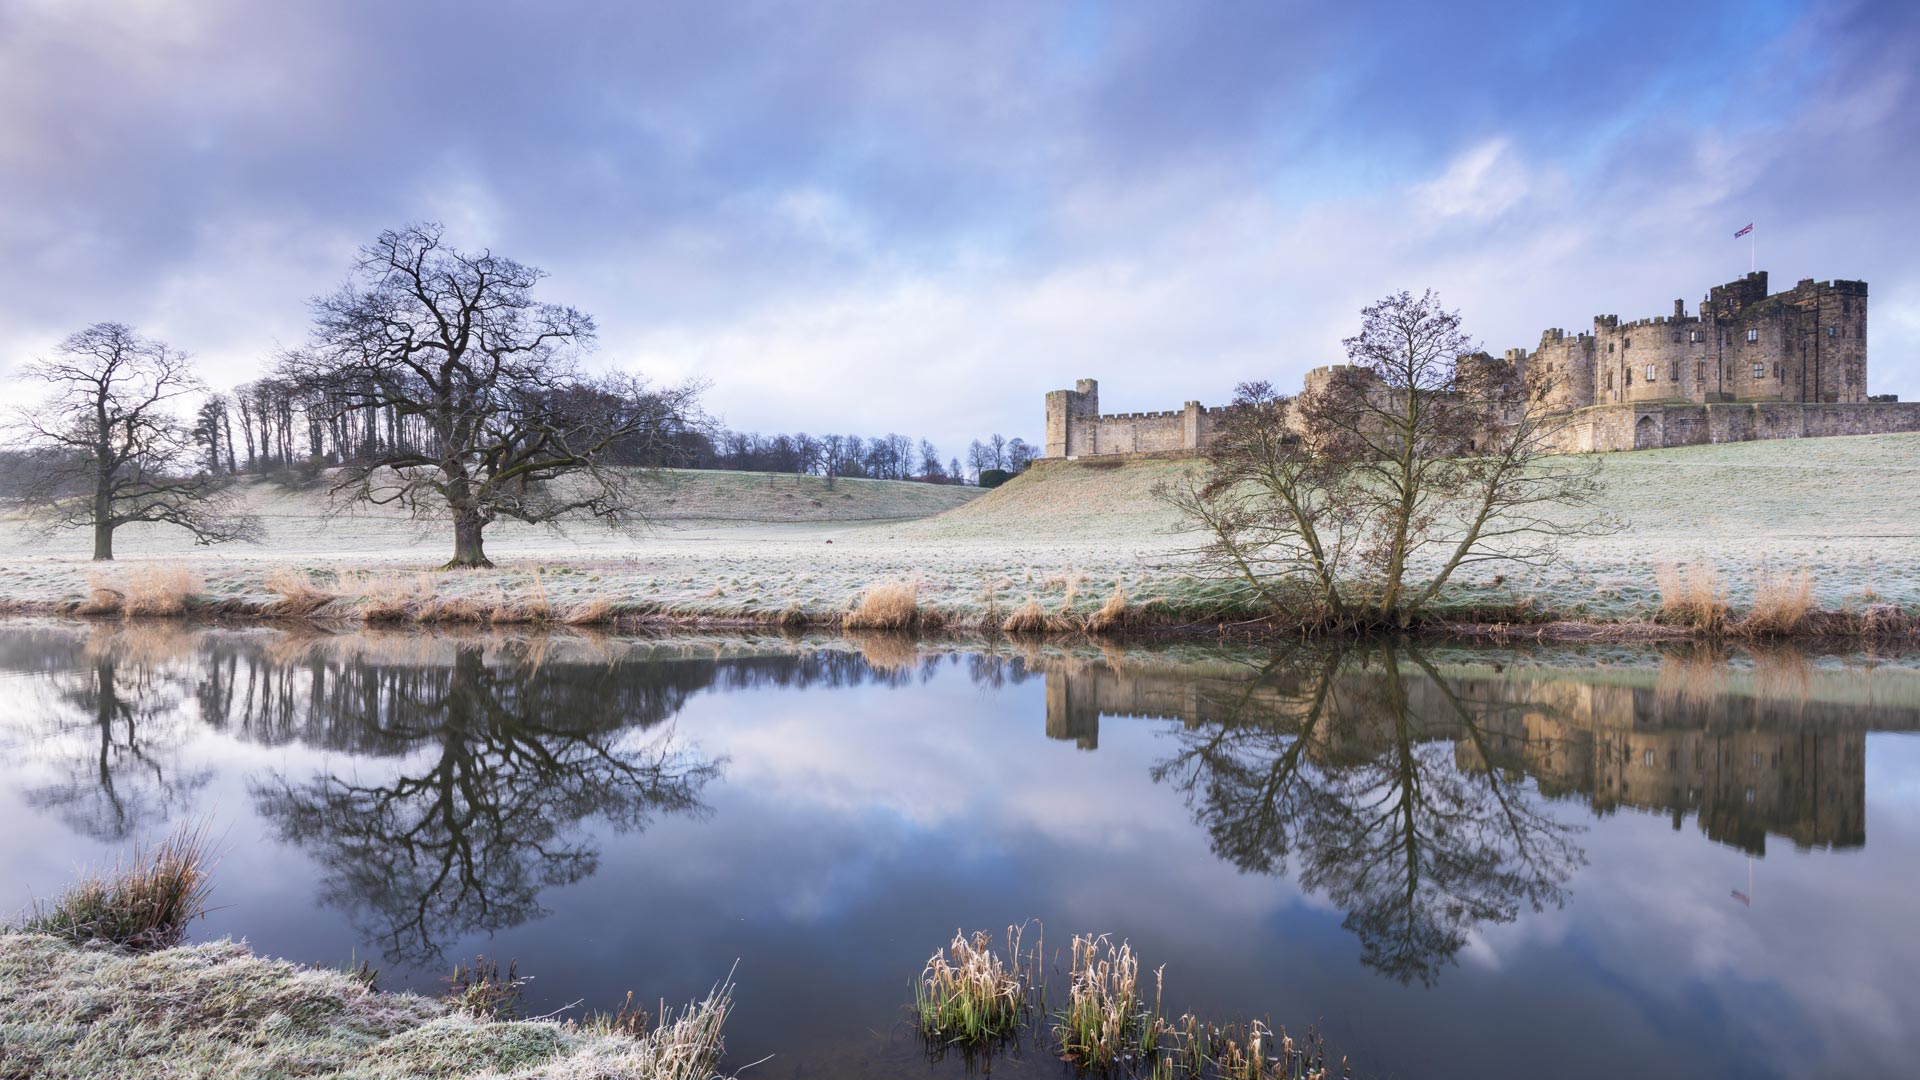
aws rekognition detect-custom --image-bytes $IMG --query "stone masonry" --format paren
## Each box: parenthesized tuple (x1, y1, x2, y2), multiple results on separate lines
(1044, 270, 1920, 456)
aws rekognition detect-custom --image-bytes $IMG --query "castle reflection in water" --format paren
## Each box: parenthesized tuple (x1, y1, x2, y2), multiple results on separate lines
(1043, 654, 1902, 856)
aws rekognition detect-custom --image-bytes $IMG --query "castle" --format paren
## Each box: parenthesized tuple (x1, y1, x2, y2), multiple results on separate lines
(1045, 271, 1920, 456)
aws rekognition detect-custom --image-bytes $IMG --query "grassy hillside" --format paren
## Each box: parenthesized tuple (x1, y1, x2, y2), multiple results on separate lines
(913, 431, 1920, 544)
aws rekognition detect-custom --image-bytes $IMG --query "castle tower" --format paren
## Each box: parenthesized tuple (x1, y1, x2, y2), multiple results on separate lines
(1044, 378, 1100, 458)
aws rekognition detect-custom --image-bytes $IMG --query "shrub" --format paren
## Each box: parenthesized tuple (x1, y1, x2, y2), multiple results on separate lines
(445, 955, 524, 1019)
(19, 822, 215, 950)
(845, 579, 920, 630)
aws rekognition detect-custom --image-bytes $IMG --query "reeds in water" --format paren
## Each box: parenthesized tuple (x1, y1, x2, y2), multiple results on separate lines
(915, 924, 1038, 1046)
(1057, 933, 1157, 1070)
(19, 822, 215, 951)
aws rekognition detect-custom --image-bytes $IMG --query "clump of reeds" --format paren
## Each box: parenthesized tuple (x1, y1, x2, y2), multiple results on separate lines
(19, 822, 215, 951)
(263, 567, 337, 617)
(846, 578, 920, 630)
(1002, 596, 1049, 634)
(1741, 565, 1814, 637)
(1654, 561, 1729, 632)
(626, 976, 736, 1080)
(444, 955, 524, 1018)
(915, 925, 1037, 1046)
(1057, 933, 1155, 1070)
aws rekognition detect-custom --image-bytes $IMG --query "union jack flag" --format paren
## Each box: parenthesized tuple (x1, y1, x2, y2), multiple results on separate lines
(1734, 223, 1753, 238)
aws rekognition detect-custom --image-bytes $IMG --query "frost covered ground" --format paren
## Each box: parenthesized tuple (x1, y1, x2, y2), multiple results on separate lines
(0, 434, 1916, 625)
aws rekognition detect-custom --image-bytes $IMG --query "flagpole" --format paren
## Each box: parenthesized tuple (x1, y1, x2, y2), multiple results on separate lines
(1751, 225, 1756, 274)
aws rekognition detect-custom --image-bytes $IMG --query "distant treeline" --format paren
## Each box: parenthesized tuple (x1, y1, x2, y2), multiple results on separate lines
(154, 378, 1035, 486)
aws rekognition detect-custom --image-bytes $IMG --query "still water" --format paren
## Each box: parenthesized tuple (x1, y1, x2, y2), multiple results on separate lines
(2, 622, 1917, 1078)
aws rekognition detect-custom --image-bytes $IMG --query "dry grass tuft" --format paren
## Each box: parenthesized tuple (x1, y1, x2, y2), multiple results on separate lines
(118, 566, 205, 618)
(340, 571, 434, 622)
(1084, 585, 1136, 634)
(563, 598, 615, 626)
(1742, 565, 1814, 637)
(1655, 561, 1729, 632)
(490, 576, 555, 625)
(845, 578, 920, 630)
(262, 567, 337, 617)
(1001, 597, 1049, 634)
(418, 594, 488, 623)
(74, 572, 126, 616)
(19, 822, 215, 951)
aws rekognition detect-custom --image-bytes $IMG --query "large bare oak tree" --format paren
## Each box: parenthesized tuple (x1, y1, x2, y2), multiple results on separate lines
(7, 322, 259, 560)
(283, 224, 704, 568)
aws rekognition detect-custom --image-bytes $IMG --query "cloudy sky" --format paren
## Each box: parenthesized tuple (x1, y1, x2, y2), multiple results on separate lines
(3, 0, 1916, 452)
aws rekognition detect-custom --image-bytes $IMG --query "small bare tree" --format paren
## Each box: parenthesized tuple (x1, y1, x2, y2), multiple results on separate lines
(283, 224, 705, 568)
(1160, 290, 1612, 631)
(6, 323, 260, 560)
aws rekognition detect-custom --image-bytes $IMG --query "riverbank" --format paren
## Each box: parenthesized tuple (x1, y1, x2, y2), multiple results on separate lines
(1, 433, 1916, 641)
(0, 932, 734, 1080)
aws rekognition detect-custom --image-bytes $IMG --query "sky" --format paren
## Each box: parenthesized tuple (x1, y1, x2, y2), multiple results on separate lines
(3, 0, 1918, 454)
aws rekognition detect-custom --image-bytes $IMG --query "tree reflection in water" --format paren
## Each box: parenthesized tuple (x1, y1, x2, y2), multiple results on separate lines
(245, 639, 721, 963)
(11, 627, 212, 840)
(1152, 646, 1585, 985)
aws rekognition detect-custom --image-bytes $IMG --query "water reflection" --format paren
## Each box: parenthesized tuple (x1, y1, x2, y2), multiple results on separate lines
(10, 626, 212, 840)
(237, 640, 722, 961)
(1137, 648, 1583, 984)
(3, 624, 1916, 1078)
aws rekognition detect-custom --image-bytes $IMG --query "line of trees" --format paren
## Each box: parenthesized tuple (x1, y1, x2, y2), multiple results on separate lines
(2, 222, 1042, 564)
(680, 429, 1035, 484)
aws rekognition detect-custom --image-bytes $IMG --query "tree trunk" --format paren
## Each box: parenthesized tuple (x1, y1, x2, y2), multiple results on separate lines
(445, 507, 492, 569)
(91, 480, 113, 564)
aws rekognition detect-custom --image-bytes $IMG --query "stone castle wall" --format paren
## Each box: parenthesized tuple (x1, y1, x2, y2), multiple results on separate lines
(1044, 270, 1893, 457)
(1042, 378, 1231, 457)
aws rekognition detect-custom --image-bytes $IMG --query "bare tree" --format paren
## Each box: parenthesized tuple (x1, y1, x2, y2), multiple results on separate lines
(6, 323, 259, 560)
(1160, 290, 1612, 631)
(282, 224, 705, 568)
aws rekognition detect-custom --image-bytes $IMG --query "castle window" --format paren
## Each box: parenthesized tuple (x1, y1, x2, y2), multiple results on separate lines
(1695, 361, 1706, 382)
(1645, 364, 1657, 382)
(1606, 371, 1614, 390)
(1691, 330, 1702, 342)
(1624, 338, 1631, 350)
(1752, 362, 1766, 379)
(1774, 362, 1781, 379)
(1670, 361, 1680, 381)
(1828, 326, 1839, 337)
(1747, 328, 1760, 343)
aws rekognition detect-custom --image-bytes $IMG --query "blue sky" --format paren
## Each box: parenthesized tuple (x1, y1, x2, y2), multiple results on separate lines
(2, 0, 1916, 452)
